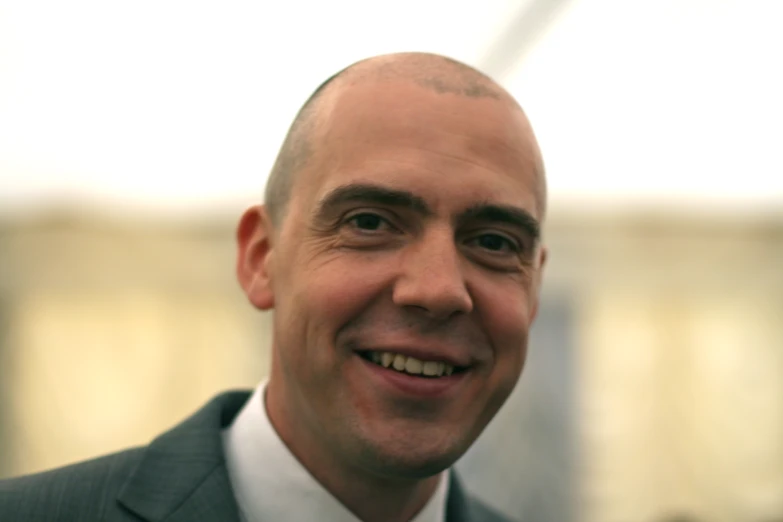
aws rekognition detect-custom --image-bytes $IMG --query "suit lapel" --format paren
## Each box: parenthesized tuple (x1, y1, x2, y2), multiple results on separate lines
(117, 391, 252, 522)
(445, 472, 471, 522)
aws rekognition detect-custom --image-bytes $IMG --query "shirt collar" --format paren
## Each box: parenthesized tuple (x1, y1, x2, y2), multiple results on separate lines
(222, 382, 449, 522)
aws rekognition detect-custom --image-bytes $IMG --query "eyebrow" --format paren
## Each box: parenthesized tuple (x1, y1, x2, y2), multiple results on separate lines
(315, 183, 433, 218)
(314, 182, 540, 240)
(457, 204, 541, 242)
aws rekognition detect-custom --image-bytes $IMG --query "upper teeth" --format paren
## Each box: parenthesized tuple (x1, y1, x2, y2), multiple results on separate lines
(369, 352, 454, 377)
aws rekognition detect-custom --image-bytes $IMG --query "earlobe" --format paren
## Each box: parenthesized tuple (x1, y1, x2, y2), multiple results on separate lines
(236, 205, 276, 310)
(538, 245, 548, 272)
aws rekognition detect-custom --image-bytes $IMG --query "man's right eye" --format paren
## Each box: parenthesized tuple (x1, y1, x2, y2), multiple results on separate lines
(348, 213, 386, 231)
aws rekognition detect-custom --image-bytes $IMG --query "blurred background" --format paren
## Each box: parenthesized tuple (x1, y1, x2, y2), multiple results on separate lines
(1, 1, 782, 521)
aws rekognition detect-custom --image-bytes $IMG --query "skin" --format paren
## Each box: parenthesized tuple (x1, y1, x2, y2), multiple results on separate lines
(236, 58, 547, 522)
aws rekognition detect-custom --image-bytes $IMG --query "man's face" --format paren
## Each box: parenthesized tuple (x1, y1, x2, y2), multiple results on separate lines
(246, 80, 546, 478)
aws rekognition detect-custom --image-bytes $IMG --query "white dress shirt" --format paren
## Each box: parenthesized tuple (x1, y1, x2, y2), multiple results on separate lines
(222, 382, 449, 522)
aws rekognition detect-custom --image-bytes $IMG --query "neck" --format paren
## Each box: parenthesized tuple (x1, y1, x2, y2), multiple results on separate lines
(265, 378, 443, 522)
(315, 467, 441, 522)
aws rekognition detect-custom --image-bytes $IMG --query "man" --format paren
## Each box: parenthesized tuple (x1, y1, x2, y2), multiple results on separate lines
(0, 52, 547, 522)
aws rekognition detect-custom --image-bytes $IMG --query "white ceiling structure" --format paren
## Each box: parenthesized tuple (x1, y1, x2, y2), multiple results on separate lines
(0, 0, 781, 216)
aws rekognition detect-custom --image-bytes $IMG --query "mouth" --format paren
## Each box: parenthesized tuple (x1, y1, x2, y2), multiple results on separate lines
(358, 350, 468, 379)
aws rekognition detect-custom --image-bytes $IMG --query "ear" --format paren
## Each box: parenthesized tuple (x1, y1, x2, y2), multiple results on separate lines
(236, 205, 276, 310)
(529, 245, 548, 322)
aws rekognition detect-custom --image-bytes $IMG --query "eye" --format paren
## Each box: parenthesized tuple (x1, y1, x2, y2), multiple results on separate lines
(472, 233, 519, 253)
(352, 213, 382, 230)
(346, 212, 392, 232)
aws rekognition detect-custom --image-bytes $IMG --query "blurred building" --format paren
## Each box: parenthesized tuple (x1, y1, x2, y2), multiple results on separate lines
(1, 208, 781, 522)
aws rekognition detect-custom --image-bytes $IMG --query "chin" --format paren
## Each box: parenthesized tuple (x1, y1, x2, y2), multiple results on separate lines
(355, 434, 469, 480)
(369, 452, 458, 480)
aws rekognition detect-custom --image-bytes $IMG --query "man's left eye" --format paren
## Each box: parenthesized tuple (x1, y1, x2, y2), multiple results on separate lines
(475, 234, 518, 252)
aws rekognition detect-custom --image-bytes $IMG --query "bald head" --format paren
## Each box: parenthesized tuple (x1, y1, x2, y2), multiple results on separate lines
(323, 53, 510, 102)
(263, 52, 546, 225)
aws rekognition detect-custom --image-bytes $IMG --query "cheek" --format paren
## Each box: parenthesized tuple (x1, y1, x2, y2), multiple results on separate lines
(475, 281, 534, 368)
(286, 255, 396, 344)
(481, 292, 532, 426)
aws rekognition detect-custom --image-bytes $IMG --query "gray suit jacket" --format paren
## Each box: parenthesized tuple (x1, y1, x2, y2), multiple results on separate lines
(0, 391, 516, 521)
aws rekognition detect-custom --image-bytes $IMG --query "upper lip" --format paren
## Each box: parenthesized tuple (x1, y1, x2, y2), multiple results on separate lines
(358, 345, 473, 368)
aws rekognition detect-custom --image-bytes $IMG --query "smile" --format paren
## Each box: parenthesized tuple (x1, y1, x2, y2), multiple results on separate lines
(359, 351, 462, 378)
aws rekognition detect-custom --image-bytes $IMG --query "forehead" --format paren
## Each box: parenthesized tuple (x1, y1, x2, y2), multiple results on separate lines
(296, 80, 542, 217)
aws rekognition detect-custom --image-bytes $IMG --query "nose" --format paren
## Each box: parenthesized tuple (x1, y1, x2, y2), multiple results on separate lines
(392, 228, 473, 320)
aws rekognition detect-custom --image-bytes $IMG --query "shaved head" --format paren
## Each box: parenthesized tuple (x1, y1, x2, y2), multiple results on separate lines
(264, 52, 546, 226)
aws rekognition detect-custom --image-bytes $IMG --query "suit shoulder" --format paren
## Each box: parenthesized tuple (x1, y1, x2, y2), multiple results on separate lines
(0, 447, 144, 521)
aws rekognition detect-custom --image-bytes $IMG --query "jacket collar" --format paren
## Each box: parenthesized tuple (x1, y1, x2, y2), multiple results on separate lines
(116, 390, 479, 522)
(445, 472, 473, 522)
(117, 391, 250, 522)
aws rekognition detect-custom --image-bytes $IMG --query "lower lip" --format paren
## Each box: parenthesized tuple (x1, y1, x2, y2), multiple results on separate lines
(358, 356, 467, 399)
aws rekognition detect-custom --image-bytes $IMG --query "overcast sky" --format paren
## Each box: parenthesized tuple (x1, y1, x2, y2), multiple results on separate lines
(1, 0, 781, 216)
